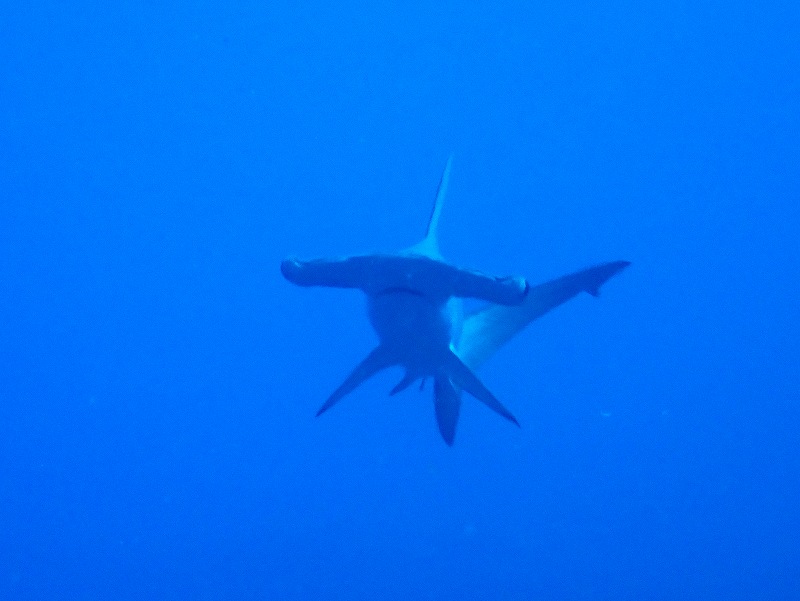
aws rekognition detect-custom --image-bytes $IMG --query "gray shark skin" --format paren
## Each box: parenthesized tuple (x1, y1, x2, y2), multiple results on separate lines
(281, 158, 629, 445)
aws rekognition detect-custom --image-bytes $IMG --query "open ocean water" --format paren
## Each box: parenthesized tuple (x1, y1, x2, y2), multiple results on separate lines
(1, 2, 798, 599)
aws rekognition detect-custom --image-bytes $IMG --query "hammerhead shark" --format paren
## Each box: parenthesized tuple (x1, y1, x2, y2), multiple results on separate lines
(281, 158, 629, 444)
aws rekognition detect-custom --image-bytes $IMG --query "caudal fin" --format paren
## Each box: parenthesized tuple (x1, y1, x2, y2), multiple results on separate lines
(458, 260, 631, 369)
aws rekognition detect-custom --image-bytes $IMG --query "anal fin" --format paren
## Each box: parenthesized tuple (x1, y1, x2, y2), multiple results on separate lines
(433, 376, 461, 446)
(389, 371, 417, 396)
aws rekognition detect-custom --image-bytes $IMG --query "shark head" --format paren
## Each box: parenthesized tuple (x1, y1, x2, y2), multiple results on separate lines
(281, 158, 629, 445)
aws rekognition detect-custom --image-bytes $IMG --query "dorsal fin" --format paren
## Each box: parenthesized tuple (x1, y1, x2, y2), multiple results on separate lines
(413, 156, 452, 258)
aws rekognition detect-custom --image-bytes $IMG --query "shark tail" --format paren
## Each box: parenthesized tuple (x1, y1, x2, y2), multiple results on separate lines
(316, 345, 396, 417)
(458, 260, 631, 369)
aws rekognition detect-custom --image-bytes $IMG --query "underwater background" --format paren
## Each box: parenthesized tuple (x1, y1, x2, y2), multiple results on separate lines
(1, 1, 798, 599)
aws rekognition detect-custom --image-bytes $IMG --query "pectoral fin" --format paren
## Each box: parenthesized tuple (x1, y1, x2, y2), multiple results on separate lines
(443, 350, 520, 426)
(316, 345, 396, 416)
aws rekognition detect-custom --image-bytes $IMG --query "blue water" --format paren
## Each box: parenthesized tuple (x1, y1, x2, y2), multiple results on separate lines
(2, 2, 798, 599)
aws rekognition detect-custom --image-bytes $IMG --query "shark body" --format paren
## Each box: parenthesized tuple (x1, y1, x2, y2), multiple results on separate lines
(281, 158, 629, 444)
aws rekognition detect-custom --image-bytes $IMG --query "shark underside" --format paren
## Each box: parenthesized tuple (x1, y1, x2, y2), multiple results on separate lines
(281, 158, 629, 445)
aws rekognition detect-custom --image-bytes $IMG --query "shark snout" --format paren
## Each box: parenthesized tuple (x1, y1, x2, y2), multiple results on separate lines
(280, 257, 303, 283)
